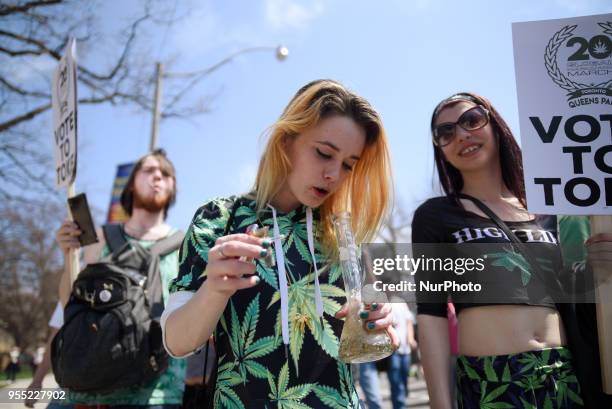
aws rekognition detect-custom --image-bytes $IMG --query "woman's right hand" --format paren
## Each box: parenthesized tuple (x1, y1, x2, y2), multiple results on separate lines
(205, 233, 270, 297)
(56, 220, 82, 254)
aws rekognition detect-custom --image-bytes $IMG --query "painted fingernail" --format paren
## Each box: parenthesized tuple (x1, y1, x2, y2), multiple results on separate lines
(254, 276, 261, 284)
(359, 311, 369, 319)
(262, 239, 272, 249)
(367, 322, 375, 330)
(260, 249, 268, 257)
(371, 303, 379, 311)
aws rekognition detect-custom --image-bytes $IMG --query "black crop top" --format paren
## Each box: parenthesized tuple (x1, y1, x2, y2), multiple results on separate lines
(411, 196, 563, 318)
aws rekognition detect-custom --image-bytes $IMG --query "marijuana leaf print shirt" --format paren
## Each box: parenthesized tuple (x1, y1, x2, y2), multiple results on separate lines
(168, 196, 361, 409)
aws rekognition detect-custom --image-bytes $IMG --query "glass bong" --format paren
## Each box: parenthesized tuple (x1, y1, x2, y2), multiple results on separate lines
(333, 212, 395, 363)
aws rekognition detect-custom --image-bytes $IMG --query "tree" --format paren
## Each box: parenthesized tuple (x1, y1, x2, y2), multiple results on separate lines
(0, 0, 209, 201)
(0, 200, 64, 351)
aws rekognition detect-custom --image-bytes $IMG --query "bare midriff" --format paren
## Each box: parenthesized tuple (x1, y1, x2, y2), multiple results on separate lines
(457, 305, 566, 356)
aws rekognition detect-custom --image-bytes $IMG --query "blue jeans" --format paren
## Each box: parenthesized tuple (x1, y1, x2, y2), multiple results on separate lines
(358, 362, 382, 409)
(387, 352, 411, 409)
(46, 401, 74, 409)
(110, 406, 181, 409)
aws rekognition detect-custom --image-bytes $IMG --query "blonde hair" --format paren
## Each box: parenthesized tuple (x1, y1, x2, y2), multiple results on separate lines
(254, 79, 393, 257)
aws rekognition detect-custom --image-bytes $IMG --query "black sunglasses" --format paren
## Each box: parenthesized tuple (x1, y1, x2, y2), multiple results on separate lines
(433, 105, 490, 147)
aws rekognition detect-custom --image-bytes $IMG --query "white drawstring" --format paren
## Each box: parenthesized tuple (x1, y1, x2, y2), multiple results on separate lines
(306, 208, 324, 318)
(267, 205, 325, 348)
(268, 204, 290, 347)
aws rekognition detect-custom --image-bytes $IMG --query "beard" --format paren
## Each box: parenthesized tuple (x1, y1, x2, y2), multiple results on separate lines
(132, 188, 171, 214)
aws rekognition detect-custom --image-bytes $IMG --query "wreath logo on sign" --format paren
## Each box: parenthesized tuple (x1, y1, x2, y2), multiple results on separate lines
(56, 61, 70, 116)
(545, 22, 612, 101)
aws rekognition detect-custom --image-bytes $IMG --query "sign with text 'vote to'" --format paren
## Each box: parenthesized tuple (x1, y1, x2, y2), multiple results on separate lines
(512, 13, 612, 215)
(52, 38, 78, 188)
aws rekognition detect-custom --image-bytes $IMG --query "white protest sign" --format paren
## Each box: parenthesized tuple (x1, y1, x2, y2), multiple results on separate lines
(52, 38, 78, 188)
(512, 13, 612, 215)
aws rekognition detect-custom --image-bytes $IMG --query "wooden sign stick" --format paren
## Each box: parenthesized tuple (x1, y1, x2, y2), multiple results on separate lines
(591, 215, 612, 394)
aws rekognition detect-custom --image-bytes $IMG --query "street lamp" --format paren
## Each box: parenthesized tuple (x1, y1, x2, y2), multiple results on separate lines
(149, 45, 289, 152)
(276, 45, 289, 61)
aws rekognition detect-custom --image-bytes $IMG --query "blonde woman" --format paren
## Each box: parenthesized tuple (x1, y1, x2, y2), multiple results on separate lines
(162, 80, 399, 408)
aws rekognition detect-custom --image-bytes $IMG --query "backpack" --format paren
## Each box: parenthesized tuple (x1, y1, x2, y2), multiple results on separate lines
(51, 224, 184, 394)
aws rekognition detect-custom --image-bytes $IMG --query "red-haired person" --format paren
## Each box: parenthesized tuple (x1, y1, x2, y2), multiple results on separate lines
(162, 80, 399, 408)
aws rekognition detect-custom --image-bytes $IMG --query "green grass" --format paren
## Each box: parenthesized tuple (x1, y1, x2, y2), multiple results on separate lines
(0, 368, 34, 388)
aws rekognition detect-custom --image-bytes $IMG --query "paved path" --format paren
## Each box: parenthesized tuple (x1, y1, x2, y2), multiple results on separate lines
(0, 374, 58, 408)
(357, 371, 431, 409)
(1, 372, 431, 408)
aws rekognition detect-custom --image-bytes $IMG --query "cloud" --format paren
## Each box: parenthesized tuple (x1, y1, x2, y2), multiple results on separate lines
(264, 0, 325, 30)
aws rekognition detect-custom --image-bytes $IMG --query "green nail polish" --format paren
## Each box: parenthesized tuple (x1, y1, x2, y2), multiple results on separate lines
(359, 311, 369, 319)
(262, 239, 272, 249)
(371, 303, 379, 311)
(367, 322, 375, 330)
(260, 249, 268, 257)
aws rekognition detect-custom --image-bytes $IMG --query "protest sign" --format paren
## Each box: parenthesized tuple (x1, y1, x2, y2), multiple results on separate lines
(513, 13, 611, 215)
(107, 162, 135, 223)
(52, 38, 78, 188)
(513, 13, 612, 393)
(52, 38, 79, 284)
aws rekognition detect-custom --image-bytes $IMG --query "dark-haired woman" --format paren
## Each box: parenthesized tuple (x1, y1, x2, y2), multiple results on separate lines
(412, 92, 588, 408)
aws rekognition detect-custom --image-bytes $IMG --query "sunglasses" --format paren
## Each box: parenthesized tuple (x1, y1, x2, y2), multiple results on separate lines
(433, 105, 490, 147)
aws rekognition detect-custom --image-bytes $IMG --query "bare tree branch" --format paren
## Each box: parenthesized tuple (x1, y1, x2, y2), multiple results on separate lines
(0, 200, 63, 350)
(0, 29, 62, 59)
(0, 0, 250, 201)
(0, 0, 61, 16)
(0, 76, 50, 98)
(0, 102, 50, 132)
(0, 45, 46, 56)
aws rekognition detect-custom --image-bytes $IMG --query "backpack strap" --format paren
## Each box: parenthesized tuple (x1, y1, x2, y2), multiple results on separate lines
(457, 193, 564, 300)
(150, 230, 184, 257)
(103, 224, 129, 259)
(146, 230, 185, 319)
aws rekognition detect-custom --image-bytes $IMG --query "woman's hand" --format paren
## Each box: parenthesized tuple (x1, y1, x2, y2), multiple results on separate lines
(335, 302, 400, 350)
(56, 220, 82, 254)
(205, 233, 271, 297)
(586, 233, 612, 283)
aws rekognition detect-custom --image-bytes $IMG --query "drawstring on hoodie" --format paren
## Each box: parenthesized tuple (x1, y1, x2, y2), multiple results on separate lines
(268, 204, 324, 351)
(306, 208, 325, 318)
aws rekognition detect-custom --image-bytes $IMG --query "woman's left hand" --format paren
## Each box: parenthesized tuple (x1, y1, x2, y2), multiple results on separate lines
(335, 302, 400, 350)
(586, 233, 612, 283)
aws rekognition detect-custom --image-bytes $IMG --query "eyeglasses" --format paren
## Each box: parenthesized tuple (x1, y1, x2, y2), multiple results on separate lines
(432, 105, 490, 147)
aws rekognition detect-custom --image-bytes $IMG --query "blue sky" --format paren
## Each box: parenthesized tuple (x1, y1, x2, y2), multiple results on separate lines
(34, 0, 611, 235)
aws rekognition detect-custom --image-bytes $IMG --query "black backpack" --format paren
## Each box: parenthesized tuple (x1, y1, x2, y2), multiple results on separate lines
(51, 224, 183, 394)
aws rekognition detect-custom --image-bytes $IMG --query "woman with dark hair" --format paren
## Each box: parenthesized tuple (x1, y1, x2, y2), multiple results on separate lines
(412, 92, 586, 408)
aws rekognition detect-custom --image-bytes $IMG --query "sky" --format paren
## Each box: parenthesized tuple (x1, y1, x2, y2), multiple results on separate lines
(29, 0, 612, 237)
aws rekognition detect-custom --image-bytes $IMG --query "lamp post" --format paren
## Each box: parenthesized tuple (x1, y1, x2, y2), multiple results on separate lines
(149, 45, 288, 152)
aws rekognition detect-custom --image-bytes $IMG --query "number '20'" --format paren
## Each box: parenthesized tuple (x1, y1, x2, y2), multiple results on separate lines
(567, 35, 611, 60)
